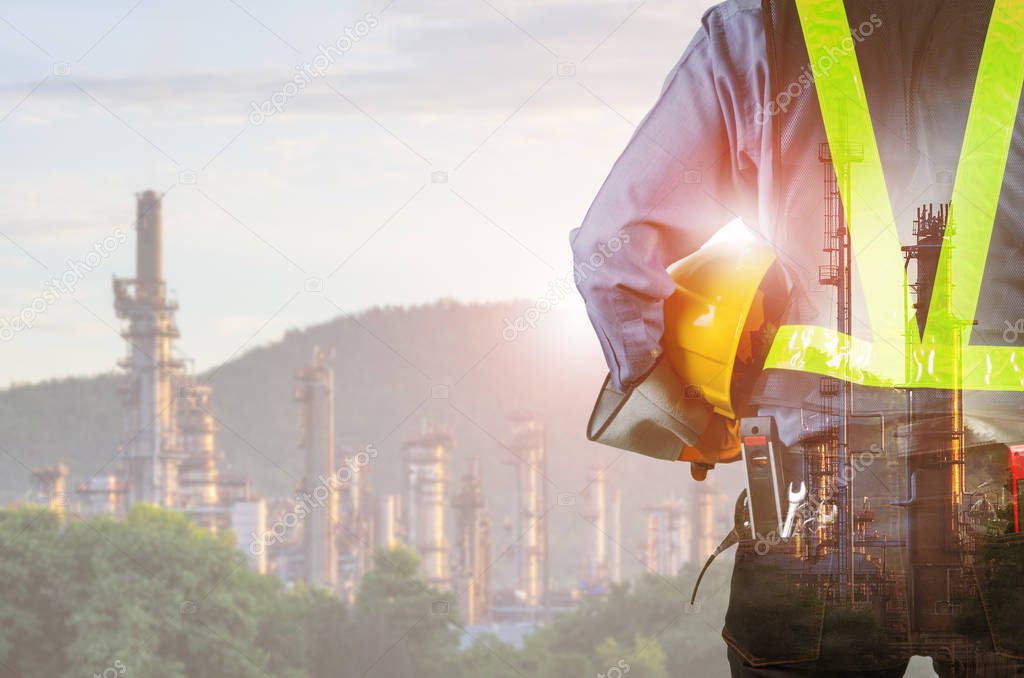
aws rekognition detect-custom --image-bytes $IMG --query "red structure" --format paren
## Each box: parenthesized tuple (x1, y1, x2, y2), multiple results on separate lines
(1010, 445, 1024, 533)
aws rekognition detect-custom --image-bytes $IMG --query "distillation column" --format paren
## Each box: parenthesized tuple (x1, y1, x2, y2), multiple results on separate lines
(295, 348, 338, 591)
(337, 447, 373, 602)
(176, 380, 222, 529)
(114, 191, 181, 508)
(690, 481, 716, 564)
(506, 411, 548, 615)
(452, 458, 492, 624)
(380, 494, 401, 549)
(402, 427, 451, 589)
(582, 465, 609, 587)
(901, 204, 965, 634)
(610, 489, 622, 583)
(642, 500, 686, 576)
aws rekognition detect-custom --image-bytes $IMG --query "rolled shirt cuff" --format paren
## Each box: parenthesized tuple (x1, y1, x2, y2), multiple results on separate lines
(587, 357, 710, 461)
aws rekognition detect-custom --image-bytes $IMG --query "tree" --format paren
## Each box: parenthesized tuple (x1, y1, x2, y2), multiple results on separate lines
(0, 506, 741, 677)
(59, 505, 273, 678)
(350, 546, 459, 678)
(255, 580, 352, 678)
(0, 508, 66, 678)
(595, 634, 669, 678)
(458, 634, 525, 678)
(537, 650, 593, 677)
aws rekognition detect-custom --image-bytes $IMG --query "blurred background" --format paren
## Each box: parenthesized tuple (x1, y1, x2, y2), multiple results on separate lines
(0, 1, 938, 676)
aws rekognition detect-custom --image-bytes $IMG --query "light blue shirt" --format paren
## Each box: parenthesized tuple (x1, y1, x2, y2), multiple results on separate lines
(570, 0, 768, 391)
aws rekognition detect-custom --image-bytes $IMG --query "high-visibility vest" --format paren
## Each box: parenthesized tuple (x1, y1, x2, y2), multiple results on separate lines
(753, 0, 1024, 418)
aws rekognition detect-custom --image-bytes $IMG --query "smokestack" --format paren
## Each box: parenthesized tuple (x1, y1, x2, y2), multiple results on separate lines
(295, 348, 338, 591)
(116, 191, 178, 509)
(135, 190, 162, 284)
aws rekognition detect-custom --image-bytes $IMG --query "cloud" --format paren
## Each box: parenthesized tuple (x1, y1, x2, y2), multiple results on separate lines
(0, 0, 712, 383)
(0, 0, 703, 124)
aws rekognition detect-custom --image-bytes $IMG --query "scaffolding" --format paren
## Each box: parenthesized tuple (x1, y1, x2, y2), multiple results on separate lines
(817, 141, 863, 602)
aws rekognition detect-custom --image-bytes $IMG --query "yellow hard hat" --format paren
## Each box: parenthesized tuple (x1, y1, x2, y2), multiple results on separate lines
(662, 236, 782, 478)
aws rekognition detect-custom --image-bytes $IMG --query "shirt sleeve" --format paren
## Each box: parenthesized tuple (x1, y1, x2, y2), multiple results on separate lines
(570, 2, 763, 391)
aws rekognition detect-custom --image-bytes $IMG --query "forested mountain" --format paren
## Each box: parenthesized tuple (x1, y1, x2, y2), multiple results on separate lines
(0, 300, 746, 585)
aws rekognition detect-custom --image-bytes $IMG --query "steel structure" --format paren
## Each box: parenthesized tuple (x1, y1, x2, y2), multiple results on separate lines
(402, 425, 452, 589)
(30, 464, 69, 518)
(452, 458, 493, 623)
(295, 348, 338, 591)
(901, 204, 969, 635)
(505, 410, 549, 617)
(113, 190, 182, 508)
(641, 499, 686, 576)
(817, 141, 862, 602)
(337, 446, 375, 603)
(175, 378, 224, 530)
(581, 465, 609, 588)
(689, 480, 716, 564)
(75, 474, 127, 518)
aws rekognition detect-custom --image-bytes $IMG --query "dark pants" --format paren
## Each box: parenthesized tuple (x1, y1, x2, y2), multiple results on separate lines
(728, 647, 1024, 677)
(727, 646, 909, 677)
(721, 415, 1024, 676)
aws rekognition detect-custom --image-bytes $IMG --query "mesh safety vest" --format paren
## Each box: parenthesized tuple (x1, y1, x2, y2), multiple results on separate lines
(753, 0, 1024, 441)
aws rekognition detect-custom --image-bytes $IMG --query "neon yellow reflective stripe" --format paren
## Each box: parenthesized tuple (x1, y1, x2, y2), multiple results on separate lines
(963, 346, 1024, 391)
(768, 331, 1024, 391)
(765, 324, 896, 386)
(764, 0, 1024, 391)
(928, 0, 1024, 347)
(791, 0, 908, 385)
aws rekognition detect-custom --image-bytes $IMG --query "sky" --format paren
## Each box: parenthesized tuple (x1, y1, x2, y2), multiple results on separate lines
(0, 0, 713, 385)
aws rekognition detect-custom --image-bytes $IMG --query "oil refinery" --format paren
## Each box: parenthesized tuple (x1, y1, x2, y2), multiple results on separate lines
(22, 190, 727, 632)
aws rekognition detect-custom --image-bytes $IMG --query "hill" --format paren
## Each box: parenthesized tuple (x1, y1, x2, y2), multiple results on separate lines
(0, 300, 746, 585)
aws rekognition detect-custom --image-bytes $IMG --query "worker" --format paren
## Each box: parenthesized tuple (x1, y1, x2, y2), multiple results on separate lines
(572, 0, 1024, 675)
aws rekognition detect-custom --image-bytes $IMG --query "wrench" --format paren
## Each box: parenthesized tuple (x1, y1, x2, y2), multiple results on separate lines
(781, 481, 807, 539)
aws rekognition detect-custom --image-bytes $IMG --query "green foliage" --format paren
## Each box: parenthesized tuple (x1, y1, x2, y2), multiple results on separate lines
(0, 509, 65, 677)
(0, 506, 738, 678)
(351, 546, 460, 677)
(458, 634, 527, 678)
(537, 649, 593, 677)
(0, 506, 344, 678)
(258, 583, 350, 678)
(972, 535, 1024, 655)
(534, 567, 732, 677)
(595, 634, 669, 678)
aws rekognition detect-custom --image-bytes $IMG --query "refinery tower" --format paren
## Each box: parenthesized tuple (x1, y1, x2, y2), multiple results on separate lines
(114, 191, 181, 508)
(295, 348, 338, 591)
